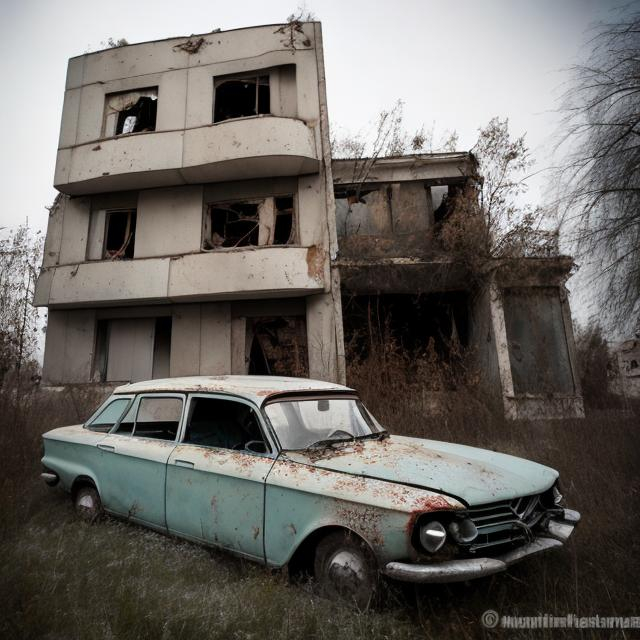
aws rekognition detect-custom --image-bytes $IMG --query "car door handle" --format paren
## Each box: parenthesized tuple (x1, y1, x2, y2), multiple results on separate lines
(97, 444, 115, 452)
(174, 459, 195, 468)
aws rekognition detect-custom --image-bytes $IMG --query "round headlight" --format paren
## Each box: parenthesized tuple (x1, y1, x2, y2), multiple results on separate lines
(449, 518, 478, 544)
(419, 520, 447, 553)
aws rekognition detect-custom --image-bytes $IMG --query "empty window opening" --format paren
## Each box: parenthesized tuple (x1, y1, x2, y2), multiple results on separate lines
(104, 89, 158, 137)
(104, 210, 136, 259)
(152, 317, 172, 379)
(214, 74, 270, 122)
(433, 184, 462, 224)
(92, 319, 110, 382)
(248, 317, 308, 377)
(185, 397, 268, 452)
(342, 293, 470, 362)
(208, 202, 260, 248)
(204, 196, 295, 249)
(273, 196, 294, 245)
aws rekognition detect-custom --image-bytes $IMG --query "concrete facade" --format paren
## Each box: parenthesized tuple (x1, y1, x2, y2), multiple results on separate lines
(36, 23, 343, 387)
(35, 22, 583, 419)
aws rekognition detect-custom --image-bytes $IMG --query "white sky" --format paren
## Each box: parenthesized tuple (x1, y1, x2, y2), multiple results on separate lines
(0, 0, 632, 339)
(0, 0, 626, 234)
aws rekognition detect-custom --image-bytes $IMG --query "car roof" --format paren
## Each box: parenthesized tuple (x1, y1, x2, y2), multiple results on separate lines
(112, 375, 354, 405)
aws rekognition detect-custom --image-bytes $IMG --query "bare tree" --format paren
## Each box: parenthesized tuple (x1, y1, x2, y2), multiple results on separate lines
(442, 117, 558, 265)
(555, 11, 640, 333)
(0, 223, 43, 384)
(331, 99, 458, 192)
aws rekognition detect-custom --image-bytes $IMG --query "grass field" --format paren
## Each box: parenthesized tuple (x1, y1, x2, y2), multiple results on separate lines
(1, 384, 638, 639)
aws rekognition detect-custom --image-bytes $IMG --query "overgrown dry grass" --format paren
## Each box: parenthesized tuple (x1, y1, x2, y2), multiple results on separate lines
(0, 371, 638, 639)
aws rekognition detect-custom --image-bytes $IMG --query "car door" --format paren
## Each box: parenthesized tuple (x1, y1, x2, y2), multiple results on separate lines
(96, 393, 185, 530)
(165, 393, 276, 562)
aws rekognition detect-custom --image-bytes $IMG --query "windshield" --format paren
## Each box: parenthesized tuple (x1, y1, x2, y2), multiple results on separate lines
(264, 397, 386, 450)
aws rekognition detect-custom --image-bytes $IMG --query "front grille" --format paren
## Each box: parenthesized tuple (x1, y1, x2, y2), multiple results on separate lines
(465, 494, 546, 553)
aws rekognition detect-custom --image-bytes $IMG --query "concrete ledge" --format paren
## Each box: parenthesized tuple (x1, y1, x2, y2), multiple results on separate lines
(54, 117, 319, 196)
(37, 247, 326, 308)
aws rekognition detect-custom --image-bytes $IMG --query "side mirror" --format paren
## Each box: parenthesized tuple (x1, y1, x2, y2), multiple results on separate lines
(245, 440, 268, 454)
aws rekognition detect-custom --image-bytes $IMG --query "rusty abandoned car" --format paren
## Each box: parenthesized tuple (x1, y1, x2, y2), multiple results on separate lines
(41, 376, 580, 607)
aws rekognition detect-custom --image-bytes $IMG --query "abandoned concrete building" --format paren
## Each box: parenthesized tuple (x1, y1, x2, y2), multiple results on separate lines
(33, 22, 584, 420)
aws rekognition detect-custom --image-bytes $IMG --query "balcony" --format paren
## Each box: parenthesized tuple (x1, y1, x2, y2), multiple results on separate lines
(34, 247, 326, 308)
(54, 117, 319, 196)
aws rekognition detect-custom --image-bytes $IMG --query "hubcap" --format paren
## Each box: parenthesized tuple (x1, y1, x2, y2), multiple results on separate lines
(327, 550, 366, 595)
(78, 493, 95, 510)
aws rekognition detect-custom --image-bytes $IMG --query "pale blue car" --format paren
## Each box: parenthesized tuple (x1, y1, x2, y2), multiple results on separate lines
(41, 376, 580, 608)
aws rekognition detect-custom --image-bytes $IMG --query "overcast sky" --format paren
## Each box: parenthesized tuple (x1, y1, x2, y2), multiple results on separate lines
(0, 0, 633, 340)
(0, 0, 627, 235)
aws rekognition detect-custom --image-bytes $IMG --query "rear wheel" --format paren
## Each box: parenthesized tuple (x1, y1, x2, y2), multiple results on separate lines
(74, 485, 102, 522)
(314, 530, 379, 610)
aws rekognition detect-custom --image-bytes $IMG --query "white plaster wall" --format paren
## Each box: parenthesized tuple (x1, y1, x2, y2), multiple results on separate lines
(58, 196, 91, 265)
(135, 186, 204, 258)
(306, 292, 338, 382)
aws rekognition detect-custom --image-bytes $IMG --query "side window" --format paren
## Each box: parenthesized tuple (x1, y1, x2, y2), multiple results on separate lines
(184, 397, 269, 453)
(203, 196, 295, 249)
(213, 74, 270, 122)
(104, 209, 136, 259)
(85, 397, 131, 432)
(133, 397, 183, 441)
(103, 88, 158, 137)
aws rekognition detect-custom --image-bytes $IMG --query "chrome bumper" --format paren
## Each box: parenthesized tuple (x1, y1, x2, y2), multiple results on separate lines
(41, 471, 59, 487)
(384, 508, 580, 584)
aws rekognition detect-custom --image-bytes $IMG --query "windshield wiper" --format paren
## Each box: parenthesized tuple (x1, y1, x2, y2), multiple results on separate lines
(305, 437, 354, 450)
(356, 431, 389, 441)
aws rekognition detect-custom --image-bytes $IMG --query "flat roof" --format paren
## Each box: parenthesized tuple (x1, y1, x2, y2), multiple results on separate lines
(113, 375, 353, 405)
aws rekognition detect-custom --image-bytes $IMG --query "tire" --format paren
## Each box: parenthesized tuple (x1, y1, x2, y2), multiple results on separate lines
(314, 530, 380, 610)
(74, 485, 102, 522)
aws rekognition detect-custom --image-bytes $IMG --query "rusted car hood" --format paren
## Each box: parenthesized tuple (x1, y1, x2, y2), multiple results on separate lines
(284, 434, 558, 506)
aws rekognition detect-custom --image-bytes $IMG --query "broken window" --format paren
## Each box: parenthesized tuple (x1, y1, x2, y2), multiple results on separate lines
(213, 73, 270, 122)
(432, 184, 462, 224)
(184, 397, 269, 452)
(104, 209, 136, 259)
(203, 196, 295, 249)
(248, 316, 308, 377)
(103, 88, 158, 137)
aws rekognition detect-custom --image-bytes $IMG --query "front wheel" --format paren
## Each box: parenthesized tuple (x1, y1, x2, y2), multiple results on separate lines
(74, 485, 102, 522)
(314, 531, 379, 610)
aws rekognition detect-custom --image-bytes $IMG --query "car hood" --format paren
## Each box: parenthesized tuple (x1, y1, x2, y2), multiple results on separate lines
(284, 434, 558, 506)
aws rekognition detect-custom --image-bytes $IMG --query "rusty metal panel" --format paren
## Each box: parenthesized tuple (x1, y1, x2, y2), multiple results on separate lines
(502, 287, 574, 394)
